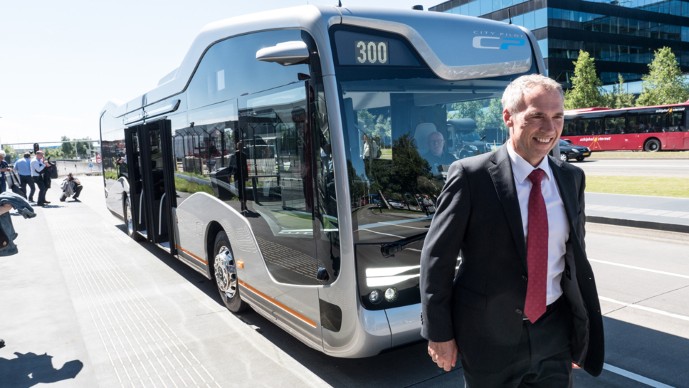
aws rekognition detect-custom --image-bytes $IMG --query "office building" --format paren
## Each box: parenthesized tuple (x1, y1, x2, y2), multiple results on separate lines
(430, 0, 689, 91)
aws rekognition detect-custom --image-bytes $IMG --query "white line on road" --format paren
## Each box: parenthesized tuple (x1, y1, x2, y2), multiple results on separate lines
(600, 296, 689, 322)
(590, 259, 689, 280)
(603, 363, 674, 388)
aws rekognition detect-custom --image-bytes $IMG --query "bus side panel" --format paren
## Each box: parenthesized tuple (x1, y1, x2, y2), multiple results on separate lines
(174, 192, 323, 350)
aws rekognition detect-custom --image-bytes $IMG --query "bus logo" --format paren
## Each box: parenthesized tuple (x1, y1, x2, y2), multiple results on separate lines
(472, 36, 525, 50)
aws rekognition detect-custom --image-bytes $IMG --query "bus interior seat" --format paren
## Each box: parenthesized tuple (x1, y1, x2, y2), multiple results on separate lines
(414, 122, 437, 155)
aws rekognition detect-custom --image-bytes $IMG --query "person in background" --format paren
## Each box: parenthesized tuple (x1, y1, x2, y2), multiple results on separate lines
(30, 151, 52, 207)
(0, 151, 10, 194)
(420, 74, 604, 386)
(421, 131, 456, 175)
(60, 173, 83, 202)
(13, 153, 35, 201)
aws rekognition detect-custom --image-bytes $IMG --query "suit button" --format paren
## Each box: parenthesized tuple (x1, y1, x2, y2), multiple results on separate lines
(515, 308, 523, 315)
(522, 275, 528, 281)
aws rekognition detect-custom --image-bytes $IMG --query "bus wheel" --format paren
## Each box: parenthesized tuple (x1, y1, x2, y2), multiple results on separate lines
(644, 138, 661, 152)
(123, 196, 143, 241)
(213, 231, 248, 313)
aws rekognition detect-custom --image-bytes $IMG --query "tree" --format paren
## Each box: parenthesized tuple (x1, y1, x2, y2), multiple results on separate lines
(604, 74, 636, 108)
(61, 136, 75, 158)
(636, 47, 689, 106)
(564, 50, 606, 109)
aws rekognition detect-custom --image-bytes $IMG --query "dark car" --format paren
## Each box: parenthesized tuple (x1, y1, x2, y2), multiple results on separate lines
(558, 139, 591, 162)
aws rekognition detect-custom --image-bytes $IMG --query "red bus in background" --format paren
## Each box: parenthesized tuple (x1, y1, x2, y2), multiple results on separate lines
(563, 102, 689, 152)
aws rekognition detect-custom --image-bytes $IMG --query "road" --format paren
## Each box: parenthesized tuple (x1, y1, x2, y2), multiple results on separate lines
(2, 176, 687, 387)
(574, 158, 689, 178)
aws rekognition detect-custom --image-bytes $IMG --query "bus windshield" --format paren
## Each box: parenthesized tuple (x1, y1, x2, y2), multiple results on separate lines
(339, 72, 513, 243)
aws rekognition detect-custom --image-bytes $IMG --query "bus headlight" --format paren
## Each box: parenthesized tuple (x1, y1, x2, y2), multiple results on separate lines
(384, 287, 398, 302)
(369, 289, 383, 304)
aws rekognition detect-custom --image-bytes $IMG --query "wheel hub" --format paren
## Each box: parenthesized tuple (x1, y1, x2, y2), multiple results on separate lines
(214, 246, 237, 298)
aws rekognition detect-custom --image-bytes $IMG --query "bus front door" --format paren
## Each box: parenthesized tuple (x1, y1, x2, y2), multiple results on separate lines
(125, 120, 177, 252)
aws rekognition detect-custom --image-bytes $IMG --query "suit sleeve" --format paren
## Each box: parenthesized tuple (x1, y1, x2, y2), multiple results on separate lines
(420, 161, 471, 342)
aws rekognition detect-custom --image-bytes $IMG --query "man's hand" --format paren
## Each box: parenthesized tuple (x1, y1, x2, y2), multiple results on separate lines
(428, 339, 458, 372)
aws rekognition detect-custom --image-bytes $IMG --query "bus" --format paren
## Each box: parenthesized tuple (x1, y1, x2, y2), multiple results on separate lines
(563, 103, 689, 152)
(99, 5, 543, 357)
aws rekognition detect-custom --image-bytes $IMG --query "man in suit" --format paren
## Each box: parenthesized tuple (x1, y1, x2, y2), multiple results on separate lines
(420, 74, 604, 386)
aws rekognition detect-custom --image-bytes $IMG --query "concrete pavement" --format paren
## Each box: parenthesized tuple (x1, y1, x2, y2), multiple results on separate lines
(0, 176, 329, 387)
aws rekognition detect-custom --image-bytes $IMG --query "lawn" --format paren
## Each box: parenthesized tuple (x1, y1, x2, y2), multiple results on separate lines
(586, 176, 689, 198)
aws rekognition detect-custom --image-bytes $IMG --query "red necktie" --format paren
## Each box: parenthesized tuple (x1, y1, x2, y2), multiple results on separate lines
(525, 168, 548, 323)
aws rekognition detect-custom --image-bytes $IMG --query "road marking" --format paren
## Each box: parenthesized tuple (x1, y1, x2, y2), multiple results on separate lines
(603, 363, 673, 388)
(600, 296, 689, 322)
(590, 259, 689, 280)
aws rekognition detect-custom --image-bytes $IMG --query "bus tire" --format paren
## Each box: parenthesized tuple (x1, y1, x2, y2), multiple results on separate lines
(123, 196, 143, 241)
(212, 231, 248, 313)
(644, 138, 661, 152)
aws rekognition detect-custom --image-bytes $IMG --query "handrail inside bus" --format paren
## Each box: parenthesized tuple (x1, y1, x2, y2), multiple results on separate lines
(380, 232, 428, 258)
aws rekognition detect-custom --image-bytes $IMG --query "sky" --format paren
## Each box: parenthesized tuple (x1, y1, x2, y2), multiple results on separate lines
(0, 0, 439, 147)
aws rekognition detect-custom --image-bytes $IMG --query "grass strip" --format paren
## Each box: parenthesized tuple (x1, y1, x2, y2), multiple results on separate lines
(586, 175, 689, 198)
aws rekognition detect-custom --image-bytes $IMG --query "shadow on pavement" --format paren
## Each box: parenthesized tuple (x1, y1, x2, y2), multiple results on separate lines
(0, 351, 83, 387)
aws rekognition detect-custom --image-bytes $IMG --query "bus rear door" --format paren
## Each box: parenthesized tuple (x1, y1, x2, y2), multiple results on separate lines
(125, 120, 177, 252)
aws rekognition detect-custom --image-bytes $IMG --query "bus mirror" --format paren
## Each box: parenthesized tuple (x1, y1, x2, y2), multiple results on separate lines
(256, 41, 309, 66)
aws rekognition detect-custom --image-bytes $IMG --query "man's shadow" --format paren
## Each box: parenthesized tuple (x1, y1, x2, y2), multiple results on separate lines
(0, 351, 83, 387)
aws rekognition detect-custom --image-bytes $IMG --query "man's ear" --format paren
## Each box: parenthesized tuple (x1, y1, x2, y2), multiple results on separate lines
(502, 108, 513, 128)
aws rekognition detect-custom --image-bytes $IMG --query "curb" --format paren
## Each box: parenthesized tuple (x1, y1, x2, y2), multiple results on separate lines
(587, 215, 689, 234)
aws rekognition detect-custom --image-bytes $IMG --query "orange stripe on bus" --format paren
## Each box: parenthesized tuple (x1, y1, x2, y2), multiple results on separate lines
(175, 247, 316, 328)
(176, 245, 208, 265)
(239, 280, 317, 328)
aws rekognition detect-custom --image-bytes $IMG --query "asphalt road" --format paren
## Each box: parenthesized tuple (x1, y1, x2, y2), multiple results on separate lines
(574, 158, 689, 178)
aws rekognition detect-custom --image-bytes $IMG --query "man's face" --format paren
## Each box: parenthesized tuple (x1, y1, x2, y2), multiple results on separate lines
(503, 86, 564, 166)
(428, 133, 444, 156)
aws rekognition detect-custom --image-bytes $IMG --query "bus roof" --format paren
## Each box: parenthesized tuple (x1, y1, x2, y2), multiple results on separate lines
(565, 101, 689, 117)
(103, 4, 539, 118)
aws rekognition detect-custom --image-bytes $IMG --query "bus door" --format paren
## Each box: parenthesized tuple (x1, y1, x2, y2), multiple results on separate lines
(125, 120, 177, 251)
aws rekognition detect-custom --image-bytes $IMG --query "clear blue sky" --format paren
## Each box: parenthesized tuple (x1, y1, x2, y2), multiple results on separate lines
(0, 0, 438, 147)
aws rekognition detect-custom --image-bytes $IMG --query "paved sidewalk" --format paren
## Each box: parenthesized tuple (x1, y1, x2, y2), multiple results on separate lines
(0, 177, 328, 387)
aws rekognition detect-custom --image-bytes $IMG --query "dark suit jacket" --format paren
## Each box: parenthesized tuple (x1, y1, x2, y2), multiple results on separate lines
(420, 146, 604, 376)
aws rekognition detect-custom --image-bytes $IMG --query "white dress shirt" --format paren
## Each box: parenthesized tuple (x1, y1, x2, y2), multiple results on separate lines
(506, 142, 569, 306)
(30, 158, 45, 177)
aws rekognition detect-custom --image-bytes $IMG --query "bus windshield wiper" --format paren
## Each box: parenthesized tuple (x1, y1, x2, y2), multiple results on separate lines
(380, 232, 428, 258)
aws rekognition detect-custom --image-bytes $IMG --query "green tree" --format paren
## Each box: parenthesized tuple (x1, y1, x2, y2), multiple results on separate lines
(564, 50, 606, 109)
(75, 139, 93, 159)
(636, 47, 689, 106)
(61, 136, 75, 158)
(604, 74, 636, 108)
(3, 145, 17, 163)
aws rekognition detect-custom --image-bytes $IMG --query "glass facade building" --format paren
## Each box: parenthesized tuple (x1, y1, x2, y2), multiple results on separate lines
(430, 0, 689, 89)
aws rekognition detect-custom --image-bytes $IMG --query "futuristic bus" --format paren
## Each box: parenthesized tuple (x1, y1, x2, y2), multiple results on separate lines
(99, 5, 544, 357)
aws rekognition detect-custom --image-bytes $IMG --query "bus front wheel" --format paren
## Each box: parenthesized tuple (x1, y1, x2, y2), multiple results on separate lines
(644, 138, 661, 152)
(213, 231, 248, 313)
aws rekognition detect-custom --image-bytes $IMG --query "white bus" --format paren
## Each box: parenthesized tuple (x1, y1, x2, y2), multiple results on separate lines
(100, 4, 544, 357)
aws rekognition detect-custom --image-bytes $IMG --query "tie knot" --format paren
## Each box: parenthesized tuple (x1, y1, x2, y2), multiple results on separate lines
(528, 168, 545, 185)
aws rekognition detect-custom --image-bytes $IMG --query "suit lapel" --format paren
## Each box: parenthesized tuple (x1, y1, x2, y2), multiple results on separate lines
(549, 157, 580, 241)
(489, 147, 527, 267)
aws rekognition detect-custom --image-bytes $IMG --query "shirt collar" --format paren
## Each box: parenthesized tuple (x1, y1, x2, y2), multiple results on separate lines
(506, 141, 553, 184)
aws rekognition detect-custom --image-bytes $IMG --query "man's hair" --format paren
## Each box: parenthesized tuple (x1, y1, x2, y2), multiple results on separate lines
(501, 74, 563, 115)
(24, 152, 31, 158)
(0, 150, 5, 157)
